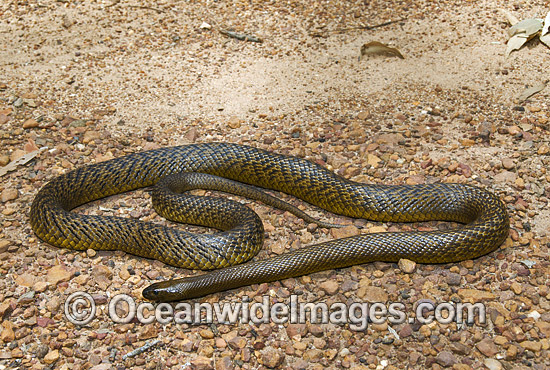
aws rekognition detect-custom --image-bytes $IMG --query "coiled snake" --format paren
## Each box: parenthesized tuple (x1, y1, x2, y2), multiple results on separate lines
(30, 143, 509, 301)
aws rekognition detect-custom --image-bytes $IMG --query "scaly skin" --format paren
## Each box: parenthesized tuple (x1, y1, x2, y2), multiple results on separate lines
(29, 142, 509, 301)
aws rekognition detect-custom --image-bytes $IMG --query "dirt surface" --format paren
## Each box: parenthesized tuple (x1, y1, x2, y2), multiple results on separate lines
(1, 0, 549, 369)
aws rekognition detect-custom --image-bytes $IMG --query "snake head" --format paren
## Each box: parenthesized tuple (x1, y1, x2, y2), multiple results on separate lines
(142, 279, 187, 302)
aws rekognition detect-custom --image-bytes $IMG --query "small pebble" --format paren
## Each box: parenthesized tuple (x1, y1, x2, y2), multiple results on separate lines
(476, 338, 499, 357)
(319, 280, 339, 295)
(447, 273, 461, 286)
(483, 358, 503, 370)
(1, 189, 18, 202)
(43, 350, 60, 364)
(435, 351, 457, 367)
(501, 158, 515, 170)
(259, 347, 285, 368)
(398, 258, 416, 273)
(22, 118, 39, 129)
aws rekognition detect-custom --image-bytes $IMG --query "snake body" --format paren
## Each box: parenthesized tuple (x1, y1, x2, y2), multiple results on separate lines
(29, 143, 509, 301)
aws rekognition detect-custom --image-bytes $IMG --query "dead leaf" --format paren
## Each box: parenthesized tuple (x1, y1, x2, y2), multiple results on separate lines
(541, 10, 550, 36)
(501, 9, 519, 26)
(507, 18, 543, 38)
(360, 41, 404, 60)
(518, 82, 547, 103)
(0, 148, 45, 177)
(504, 12, 550, 55)
(506, 34, 531, 56)
(24, 139, 39, 153)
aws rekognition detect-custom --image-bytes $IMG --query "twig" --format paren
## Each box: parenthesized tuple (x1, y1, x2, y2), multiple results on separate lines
(517, 81, 548, 103)
(219, 29, 262, 43)
(127, 5, 164, 13)
(105, 0, 120, 8)
(0, 148, 45, 178)
(122, 339, 161, 360)
(387, 326, 400, 340)
(105, 1, 164, 13)
(311, 18, 406, 37)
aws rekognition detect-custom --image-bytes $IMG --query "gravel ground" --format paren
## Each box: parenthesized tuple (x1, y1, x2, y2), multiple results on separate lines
(1, 0, 549, 369)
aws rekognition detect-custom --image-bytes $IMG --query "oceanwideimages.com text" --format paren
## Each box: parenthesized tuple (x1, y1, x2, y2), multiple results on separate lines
(65, 292, 486, 331)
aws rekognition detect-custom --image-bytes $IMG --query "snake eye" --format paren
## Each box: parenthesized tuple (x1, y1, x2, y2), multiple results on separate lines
(142, 285, 161, 301)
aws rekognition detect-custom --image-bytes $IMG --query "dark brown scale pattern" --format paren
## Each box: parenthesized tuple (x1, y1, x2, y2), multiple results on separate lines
(29, 143, 509, 302)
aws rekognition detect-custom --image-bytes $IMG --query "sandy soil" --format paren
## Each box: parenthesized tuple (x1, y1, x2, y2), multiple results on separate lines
(0, 0, 549, 369)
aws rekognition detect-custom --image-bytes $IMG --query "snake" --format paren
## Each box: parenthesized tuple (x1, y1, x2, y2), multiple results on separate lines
(29, 142, 509, 302)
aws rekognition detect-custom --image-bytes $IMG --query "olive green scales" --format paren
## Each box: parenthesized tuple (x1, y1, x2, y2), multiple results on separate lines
(29, 143, 509, 301)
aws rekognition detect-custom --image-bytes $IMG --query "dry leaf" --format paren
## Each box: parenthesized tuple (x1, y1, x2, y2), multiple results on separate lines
(360, 41, 404, 60)
(504, 12, 550, 55)
(0, 148, 45, 177)
(507, 18, 543, 38)
(501, 9, 519, 26)
(505, 18, 542, 56)
(541, 10, 550, 36)
(506, 34, 531, 56)
(517, 82, 547, 103)
(199, 22, 211, 30)
(24, 138, 39, 153)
